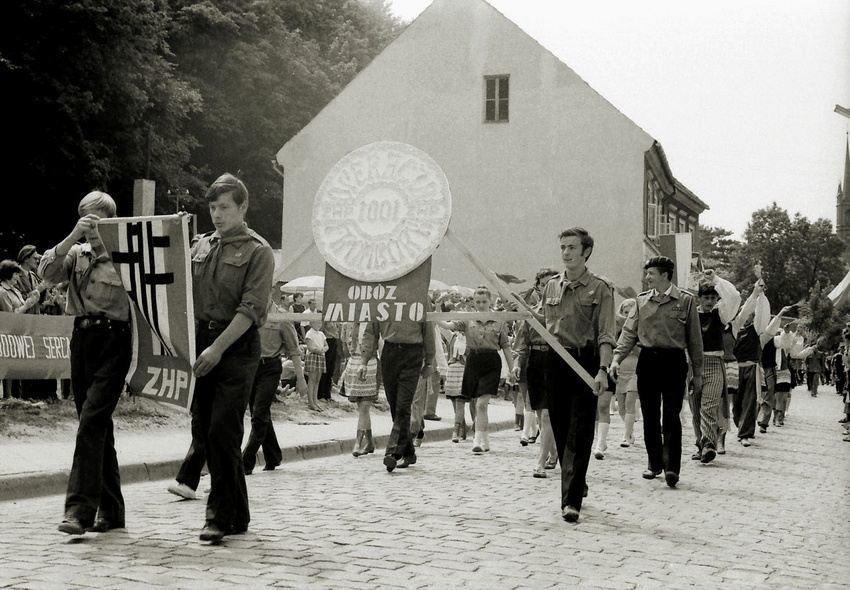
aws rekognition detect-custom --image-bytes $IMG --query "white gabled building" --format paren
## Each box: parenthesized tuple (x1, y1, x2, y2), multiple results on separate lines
(275, 0, 707, 292)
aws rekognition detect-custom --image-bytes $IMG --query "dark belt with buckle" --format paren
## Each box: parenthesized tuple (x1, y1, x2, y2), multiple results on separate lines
(562, 346, 598, 358)
(75, 316, 127, 330)
(530, 344, 550, 352)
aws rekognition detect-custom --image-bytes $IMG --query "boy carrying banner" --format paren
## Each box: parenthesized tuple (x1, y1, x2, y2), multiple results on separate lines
(41, 191, 132, 536)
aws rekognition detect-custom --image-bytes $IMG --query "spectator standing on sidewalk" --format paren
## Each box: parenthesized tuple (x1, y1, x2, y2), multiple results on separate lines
(611, 256, 702, 489)
(691, 271, 740, 465)
(40, 191, 132, 536)
(183, 173, 274, 542)
(289, 292, 306, 339)
(15, 245, 46, 314)
(318, 320, 340, 400)
(832, 347, 846, 397)
(303, 320, 328, 411)
(242, 303, 306, 474)
(538, 227, 615, 522)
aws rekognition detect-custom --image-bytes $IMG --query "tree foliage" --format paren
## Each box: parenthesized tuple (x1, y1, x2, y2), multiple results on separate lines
(695, 224, 738, 275)
(727, 202, 846, 311)
(0, 0, 402, 256)
(1, 0, 202, 253)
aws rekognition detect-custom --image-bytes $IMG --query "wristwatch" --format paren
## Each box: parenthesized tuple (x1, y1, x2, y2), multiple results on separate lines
(599, 365, 609, 372)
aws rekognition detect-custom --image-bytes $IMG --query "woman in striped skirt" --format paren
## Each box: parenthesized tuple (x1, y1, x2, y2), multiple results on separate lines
(344, 322, 379, 456)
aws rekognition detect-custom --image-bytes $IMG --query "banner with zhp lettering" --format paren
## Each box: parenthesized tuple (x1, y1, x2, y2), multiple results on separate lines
(98, 215, 196, 410)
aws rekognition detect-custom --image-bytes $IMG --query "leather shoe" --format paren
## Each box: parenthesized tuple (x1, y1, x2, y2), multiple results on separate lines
(200, 522, 225, 542)
(700, 447, 716, 464)
(383, 455, 398, 472)
(58, 517, 85, 536)
(397, 455, 416, 468)
(691, 451, 702, 460)
(665, 471, 679, 488)
(262, 462, 280, 472)
(642, 469, 662, 480)
(423, 414, 442, 421)
(227, 523, 248, 535)
(533, 468, 547, 478)
(87, 517, 125, 533)
(562, 506, 580, 523)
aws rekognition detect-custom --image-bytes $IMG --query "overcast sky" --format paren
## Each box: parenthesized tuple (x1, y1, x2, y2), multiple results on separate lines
(387, 0, 850, 238)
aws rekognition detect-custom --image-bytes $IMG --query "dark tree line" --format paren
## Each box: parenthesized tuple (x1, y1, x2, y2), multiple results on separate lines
(0, 0, 402, 256)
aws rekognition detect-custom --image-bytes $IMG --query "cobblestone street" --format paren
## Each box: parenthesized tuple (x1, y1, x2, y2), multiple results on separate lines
(0, 387, 848, 589)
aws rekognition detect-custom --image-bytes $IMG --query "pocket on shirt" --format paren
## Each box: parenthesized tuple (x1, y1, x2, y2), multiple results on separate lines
(218, 253, 250, 286)
(86, 271, 125, 309)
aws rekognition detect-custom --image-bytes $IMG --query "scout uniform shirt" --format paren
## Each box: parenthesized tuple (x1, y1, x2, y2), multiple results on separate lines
(540, 268, 616, 351)
(40, 232, 130, 322)
(613, 284, 703, 377)
(452, 318, 510, 351)
(191, 224, 274, 328)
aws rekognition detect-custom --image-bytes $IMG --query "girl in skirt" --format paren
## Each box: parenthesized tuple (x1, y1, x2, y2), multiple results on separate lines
(445, 328, 470, 442)
(304, 320, 328, 411)
(344, 322, 380, 456)
(438, 286, 515, 453)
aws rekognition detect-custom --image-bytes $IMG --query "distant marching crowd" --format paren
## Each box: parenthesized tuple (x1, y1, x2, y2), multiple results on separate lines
(10, 176, 847, 543)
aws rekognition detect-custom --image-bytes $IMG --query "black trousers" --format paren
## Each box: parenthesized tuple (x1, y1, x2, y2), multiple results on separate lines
(191, 327, 260, 530)
(636, 348, 688, 475)
(318, 337, 338, 399)
(545, 349, 599, 512)
(381, 342, 423, 459)
(242, 356, 283, 471)
(65, 321, 132, 525)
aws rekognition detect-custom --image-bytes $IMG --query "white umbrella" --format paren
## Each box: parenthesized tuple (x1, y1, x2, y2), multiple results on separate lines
(280, 275, 325, 291)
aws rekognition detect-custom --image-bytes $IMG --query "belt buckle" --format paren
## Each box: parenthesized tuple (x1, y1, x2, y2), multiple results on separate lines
(80, 318, 92, 329)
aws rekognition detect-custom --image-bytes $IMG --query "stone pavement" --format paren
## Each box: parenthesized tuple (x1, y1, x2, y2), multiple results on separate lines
(0, 385, 848, 589)
(0, 396, 516, 501)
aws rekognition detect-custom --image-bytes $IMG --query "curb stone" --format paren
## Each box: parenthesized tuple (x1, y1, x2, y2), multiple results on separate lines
(0, 419, 516, 502)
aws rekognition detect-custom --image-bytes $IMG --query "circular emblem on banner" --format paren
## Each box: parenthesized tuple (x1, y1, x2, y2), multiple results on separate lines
(312, 141, 452, 282)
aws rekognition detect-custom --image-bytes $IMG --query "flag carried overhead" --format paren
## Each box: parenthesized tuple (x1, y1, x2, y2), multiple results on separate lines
(98, 214, 196, 410)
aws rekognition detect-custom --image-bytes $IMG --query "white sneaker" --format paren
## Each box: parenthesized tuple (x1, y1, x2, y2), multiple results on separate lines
(167, 482, 197, 500)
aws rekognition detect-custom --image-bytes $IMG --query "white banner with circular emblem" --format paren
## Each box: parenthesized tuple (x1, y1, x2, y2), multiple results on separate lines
(312, 141, 452, 282)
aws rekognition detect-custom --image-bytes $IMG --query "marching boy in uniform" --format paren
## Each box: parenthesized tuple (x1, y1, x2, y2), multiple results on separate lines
(190, 173, 274, 541)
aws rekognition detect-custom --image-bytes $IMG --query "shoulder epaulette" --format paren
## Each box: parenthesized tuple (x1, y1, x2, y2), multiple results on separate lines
(593, 274, 614, 289)
(248, 229, 272, 249)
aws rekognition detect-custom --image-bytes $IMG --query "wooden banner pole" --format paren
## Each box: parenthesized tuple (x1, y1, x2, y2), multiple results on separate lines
(444, 227, 596, 389)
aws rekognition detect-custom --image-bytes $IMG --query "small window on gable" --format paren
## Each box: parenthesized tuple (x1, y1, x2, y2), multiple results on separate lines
(485, 76, 509, 122)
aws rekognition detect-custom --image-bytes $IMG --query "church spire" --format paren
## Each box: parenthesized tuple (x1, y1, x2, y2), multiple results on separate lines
(844, 134, 850, 201)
